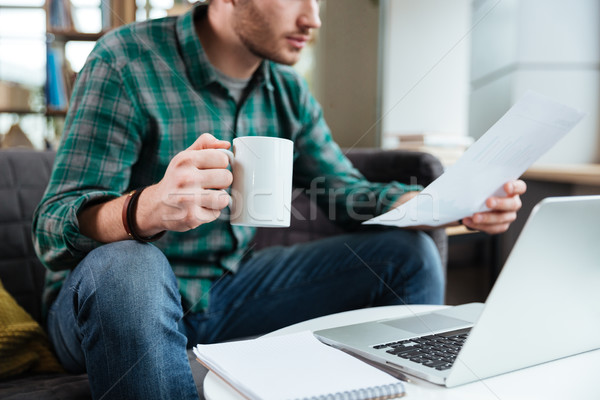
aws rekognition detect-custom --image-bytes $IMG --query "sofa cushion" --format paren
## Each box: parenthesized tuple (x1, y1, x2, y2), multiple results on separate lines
(0, 280, 63, 379)
(0, 150, 54, 323)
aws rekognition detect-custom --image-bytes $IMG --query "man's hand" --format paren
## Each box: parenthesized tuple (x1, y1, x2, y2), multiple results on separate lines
(391, 180, 527, 234)
(461, 180, 527, 234)
(138, 133, 233, 234)
(77, 133, 233, 243)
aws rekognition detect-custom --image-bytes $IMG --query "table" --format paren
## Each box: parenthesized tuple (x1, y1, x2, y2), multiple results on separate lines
(204, 305, 600, 399)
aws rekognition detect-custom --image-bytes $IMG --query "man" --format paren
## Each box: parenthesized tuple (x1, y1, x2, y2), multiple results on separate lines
(33, 0, 526, 399)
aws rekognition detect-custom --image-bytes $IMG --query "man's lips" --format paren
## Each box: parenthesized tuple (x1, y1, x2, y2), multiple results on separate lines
(286, 35, 309, 49)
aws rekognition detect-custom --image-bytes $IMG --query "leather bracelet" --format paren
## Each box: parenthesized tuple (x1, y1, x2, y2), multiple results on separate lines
(121, 188, 165, 243)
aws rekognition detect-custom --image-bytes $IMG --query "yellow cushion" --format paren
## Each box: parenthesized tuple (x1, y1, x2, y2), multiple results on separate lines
(0, 280, 64, 379)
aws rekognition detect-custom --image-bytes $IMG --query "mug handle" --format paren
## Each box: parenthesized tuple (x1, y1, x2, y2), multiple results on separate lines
(217, 148, 234, 208)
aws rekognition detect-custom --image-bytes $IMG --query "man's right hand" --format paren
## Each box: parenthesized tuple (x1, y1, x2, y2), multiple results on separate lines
(138, 133, 233, 234)
(77, 133, 233, 243)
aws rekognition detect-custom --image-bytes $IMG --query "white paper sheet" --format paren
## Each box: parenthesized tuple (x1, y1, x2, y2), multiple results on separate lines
(364, 91, 585, 227)
(193, 330, 405, 400)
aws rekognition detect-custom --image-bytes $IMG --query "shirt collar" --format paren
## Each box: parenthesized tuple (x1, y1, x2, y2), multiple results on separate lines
(176, 4, 274, 92)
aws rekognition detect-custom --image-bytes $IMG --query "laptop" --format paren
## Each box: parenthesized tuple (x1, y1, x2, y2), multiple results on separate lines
(314, 195, 600, 387)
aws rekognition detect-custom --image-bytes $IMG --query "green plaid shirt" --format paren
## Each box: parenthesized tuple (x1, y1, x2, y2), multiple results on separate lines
(33, 5, 419, 314)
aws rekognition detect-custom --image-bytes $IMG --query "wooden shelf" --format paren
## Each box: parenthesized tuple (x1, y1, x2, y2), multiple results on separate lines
(0, 107, 66, 117)
(522, 164, 600, 186)
(446, 225, 478, 237)
(0, 5, 42, 9)
(47, 29, 106, 42)
(0, 108, 37, 115)
(46, 108, 68, 117)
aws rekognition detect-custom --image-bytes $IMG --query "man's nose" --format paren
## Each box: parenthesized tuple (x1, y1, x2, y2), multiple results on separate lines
(298, 0, 322, 30)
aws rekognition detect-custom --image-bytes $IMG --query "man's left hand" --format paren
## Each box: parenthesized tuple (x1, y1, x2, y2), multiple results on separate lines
(461, 180, 527, 234)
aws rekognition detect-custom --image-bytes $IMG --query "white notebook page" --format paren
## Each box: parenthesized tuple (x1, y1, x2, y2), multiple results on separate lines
(194, 330, 405, 400)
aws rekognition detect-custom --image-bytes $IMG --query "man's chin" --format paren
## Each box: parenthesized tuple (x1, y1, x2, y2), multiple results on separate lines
(247, 45, 302, 66)
(271, 52, 302, 66)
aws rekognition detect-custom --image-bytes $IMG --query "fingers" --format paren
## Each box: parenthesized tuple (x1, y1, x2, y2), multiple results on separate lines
(174, 146, 233, 191)
(181, 133, 232, 169)
(463, 216, 512, 235)
(162, 189, 231, 231)
(168, 151, 233, 189)
(182, 168, 233, 190)
(187, 133, 231, 151)
(486, 194, 522, 212)
(189, 149, 231, 170)
(465, 181, 524, 234)
(469, 210, 517, 226)
(157, 134, 234, 232)
(173, 148, 231, 171)
(485, 180, 527, 211)
(166, 189, 230, 211)
(464, 207, 518, 234)
(504, 179, 527, 196)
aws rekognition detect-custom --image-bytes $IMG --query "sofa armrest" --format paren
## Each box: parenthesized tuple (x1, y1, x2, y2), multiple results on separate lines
(344, 148, 443, 186)
(252, 149, 448, 269)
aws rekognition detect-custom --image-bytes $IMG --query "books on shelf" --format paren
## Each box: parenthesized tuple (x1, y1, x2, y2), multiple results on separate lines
(395, 132, 474, 148)
(102, 0, 136, 30)
(49, 0, 129, 35)
(47, 0, 74, 31)
(194, 330, 406, 400)
(46, 45, 74, 111)
(101, 0, 112, 30)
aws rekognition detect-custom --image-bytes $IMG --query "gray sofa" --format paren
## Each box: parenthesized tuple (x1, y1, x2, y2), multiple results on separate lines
(0, 148, 446, 399)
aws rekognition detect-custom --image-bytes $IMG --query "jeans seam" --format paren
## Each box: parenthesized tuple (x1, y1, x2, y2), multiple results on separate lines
(84, 261, 113, 394)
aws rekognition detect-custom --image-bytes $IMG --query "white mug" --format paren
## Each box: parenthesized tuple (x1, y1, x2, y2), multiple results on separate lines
(219, 136, 294, 227)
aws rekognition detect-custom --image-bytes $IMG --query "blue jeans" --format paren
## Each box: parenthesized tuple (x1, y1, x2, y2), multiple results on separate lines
(47, 229, 443, 399)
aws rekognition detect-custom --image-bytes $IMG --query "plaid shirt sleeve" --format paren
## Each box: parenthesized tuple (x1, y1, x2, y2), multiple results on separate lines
(33, 53, 143, 272)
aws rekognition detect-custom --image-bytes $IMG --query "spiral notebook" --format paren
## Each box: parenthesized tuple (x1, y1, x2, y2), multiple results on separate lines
(193, 330, 406, 400)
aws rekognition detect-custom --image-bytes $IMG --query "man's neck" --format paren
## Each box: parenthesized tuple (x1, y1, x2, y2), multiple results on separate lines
(195, 5, 262, 80)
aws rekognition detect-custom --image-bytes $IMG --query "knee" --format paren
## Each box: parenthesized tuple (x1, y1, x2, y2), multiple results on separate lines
(412, 231, 443, 266)
(404, 231, 445, 303)
(368, 230, 445, 303)
(83, 241, 171, 282)
(412, 231, 444, 277)
(75, 241, 178, 314)
(368, 229, 442, 270)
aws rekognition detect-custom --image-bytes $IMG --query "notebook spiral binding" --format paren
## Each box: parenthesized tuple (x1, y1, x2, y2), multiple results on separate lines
(300, 382, 405, 400)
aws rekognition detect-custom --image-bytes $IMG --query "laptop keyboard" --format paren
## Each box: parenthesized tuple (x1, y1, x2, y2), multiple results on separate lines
(372, 328, 471, 371)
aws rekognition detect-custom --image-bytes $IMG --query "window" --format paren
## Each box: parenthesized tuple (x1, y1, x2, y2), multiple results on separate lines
(135, 0, 197, 21)
(0, 1, 47, 148)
